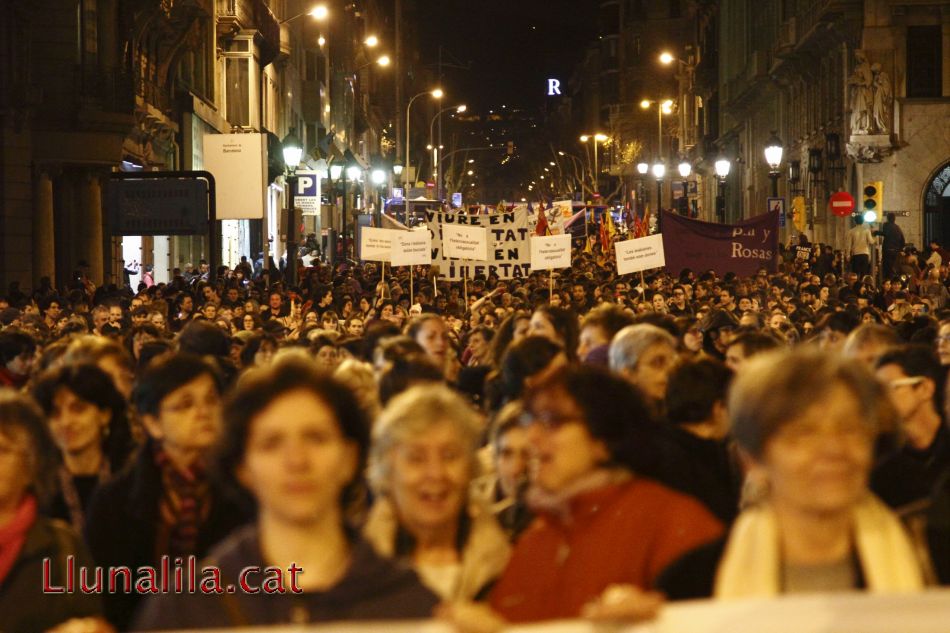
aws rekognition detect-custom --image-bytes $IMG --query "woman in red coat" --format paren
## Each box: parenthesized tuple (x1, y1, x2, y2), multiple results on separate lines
(445, 365, 723, 627)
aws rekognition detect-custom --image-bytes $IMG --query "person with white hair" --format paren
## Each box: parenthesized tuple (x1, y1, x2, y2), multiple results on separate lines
(365, 384, 511, 601)
(608, 324, 678, 407)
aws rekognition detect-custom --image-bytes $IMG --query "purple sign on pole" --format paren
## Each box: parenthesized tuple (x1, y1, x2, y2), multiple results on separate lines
(660, 210, 780, 277)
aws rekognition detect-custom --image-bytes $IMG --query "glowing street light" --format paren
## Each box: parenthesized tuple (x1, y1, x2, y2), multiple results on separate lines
(364, 35, 379, 48)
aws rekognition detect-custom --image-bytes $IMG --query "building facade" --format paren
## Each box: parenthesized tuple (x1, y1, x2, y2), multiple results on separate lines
(0, 0, 405, 293)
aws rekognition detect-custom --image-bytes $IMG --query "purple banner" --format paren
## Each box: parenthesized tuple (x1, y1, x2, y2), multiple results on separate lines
(660, 210, 780, 277)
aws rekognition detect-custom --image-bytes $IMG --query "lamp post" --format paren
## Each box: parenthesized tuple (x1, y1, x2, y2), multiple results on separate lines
(280, 3, 328, 24)
(715, 157, 731, 223)
(429, 104, 465, 200)
(677, 161, 691, 215)
(405, 89, 443, 196)
(281, 129, 303, 286)
(342, 165, 362, 262)
(764, 131, 784, 198)
(640, 99, 674, 162)
(652, 162, 666, 213)
(329, 164, 342, 265)
(580, 133, 608, 195)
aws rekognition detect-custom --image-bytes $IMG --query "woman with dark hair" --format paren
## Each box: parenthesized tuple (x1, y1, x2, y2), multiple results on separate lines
(486, 336, 566, 412)
(32, 363, 135, 530)
(443, 366, 722, 627)
(133, 357, 438, 629)
(528, 305, 579, 361)
(489, 312, 530, 368)
(0, 392, 105, 631)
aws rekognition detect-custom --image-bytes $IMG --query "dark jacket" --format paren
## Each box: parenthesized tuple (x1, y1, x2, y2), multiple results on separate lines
(872, 424, 950, 510)
(0, 517, 102, 633)
(876, 222, 906, 252)
(649, 426, 743, 525)
(132, 525, 439, 630)
(84, 445, 251, 631)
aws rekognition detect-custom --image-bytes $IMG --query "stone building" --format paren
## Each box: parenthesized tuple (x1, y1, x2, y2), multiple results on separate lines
(0, 0, 403, 293)
(712, 0, 950, 250)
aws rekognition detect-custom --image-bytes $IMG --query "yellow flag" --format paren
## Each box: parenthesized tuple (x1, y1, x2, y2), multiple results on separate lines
(792, 196, 806, 231)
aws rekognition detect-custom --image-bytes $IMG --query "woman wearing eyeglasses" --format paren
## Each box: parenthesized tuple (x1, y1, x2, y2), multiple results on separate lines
(441, 366, 722, 628)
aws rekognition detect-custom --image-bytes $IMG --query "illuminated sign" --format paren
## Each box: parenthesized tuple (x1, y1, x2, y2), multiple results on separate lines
(547, 79, 561, 96)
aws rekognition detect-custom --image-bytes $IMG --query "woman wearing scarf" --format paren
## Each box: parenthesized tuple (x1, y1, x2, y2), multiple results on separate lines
(658, 349, 928, 599)
(0, 392, 103, 633)
(84, 353, 249, 630)
(32, 363, 134, 531)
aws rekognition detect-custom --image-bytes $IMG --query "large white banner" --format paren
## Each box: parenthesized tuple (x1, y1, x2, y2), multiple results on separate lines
(442, 224, 489, 261)
(360, 227, 401, 262)
(615, 234, 666, 275)
(506, 590, 950, 633)
(202, 134, 267, 220)
(391, 230, 432, 267)
(425, 208, 531, 279)
(530, 234, 572, 270)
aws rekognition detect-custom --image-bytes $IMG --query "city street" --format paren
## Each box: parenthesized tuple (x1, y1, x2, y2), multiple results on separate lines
(1, 1, 950, 632)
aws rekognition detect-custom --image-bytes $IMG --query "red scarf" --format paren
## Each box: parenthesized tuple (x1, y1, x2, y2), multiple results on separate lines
(0, 495, 37, 586)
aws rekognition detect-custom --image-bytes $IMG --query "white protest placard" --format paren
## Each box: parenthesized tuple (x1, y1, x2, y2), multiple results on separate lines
(530, 234, 572, 271)
(390, 230, 432, 267)
(360, 227, 400, 262)
(442, 223, 489, 261)
(615, 234, 666, 275)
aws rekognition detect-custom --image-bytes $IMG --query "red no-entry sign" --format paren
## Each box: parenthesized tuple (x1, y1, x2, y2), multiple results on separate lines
(830, 191, 855, 217)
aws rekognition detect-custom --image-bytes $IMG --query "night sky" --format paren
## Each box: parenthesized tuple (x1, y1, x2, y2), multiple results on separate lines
(415, 0, 599, 112)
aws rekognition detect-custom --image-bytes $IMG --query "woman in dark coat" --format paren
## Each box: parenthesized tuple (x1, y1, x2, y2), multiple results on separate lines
(0, 392, 104, 633)
(84, 353, 250, 631)
(133, 357, 437, 630)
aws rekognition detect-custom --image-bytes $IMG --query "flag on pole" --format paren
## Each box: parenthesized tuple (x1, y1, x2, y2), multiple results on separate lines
(535, 202, 551, 236)
(584, 235, 594, 254)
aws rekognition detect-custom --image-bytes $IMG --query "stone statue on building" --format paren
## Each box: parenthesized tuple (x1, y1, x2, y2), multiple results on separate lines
(848, 51, 873, 135)
(871, 63, 892, 134)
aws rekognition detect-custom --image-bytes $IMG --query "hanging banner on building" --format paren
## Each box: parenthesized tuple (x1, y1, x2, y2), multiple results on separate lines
(442, 224, 490, 261)
(616, 234, 666, 275)
(202, 134, 267, 220)
(390, 229, 432, 267)
(530, 234, 572, 270)
(660, 210, 779, 276)
(360, 227, 401, 262)
(425, 208, 531, 279)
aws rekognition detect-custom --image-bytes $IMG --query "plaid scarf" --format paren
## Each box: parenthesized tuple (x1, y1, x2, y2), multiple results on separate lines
(154, 447, 210, 559)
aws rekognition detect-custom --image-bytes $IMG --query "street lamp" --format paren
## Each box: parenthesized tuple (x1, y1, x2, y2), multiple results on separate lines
(355, 54, 391, 72)
(678, 161, 691, 215)
(429, 104, 466, 199)
(405, 89, 443, 195)
(580, 132, 608, 195)
(364, 35, 379, 48)
(652, 162, 665, 213)
(715, 157, 731, 223)
(280, 4, 328, 24)
(764, 130, 784, 198)
(640, 99, 674, 165)
(637, 162, 649, 175)
(281, 129, 304, 286)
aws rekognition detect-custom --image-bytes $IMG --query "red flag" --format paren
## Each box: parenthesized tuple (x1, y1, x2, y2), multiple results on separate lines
(600, 215, 609, 251)
(535, 204, 550, 236)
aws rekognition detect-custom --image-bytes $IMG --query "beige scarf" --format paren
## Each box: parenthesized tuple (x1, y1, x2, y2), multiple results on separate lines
(715, 495, 924, 598)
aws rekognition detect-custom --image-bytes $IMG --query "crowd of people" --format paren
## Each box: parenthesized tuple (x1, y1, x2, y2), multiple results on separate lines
(1, 233, 950, 632)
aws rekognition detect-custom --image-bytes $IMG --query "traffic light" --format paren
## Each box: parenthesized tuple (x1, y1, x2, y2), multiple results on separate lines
(862, 181, 883, 223)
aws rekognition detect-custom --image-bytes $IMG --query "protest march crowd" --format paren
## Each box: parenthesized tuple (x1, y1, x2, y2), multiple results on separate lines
(2, 219, 950, 632)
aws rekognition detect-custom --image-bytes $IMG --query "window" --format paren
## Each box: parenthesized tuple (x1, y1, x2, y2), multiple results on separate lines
(225, 57, 250, 126)
(906, 26, 942, 98)
(670, 0, 681, 19)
